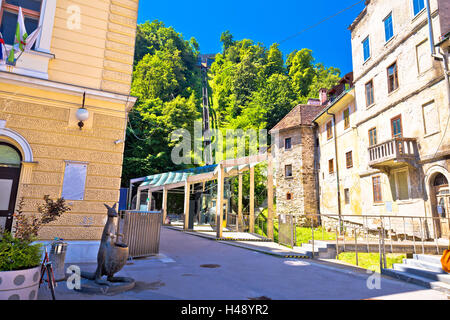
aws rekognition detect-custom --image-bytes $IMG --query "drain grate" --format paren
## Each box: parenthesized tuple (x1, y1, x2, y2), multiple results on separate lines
(200, 264, 221, 269)
(248, 296, 272, 300)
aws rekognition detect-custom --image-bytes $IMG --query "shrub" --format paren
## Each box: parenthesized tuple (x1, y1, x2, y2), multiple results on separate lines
(0, 233, 42, 272)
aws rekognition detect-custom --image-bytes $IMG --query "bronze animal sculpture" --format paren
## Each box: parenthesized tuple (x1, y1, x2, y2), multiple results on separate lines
(81, 203, 131, 286)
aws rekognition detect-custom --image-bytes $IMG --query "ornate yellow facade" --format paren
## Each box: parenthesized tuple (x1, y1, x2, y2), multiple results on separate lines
(0, 0, 139, 241)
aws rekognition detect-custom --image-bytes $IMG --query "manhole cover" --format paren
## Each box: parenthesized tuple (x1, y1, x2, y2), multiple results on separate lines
(200, 264, 221, 269)
(248, 296, 272, 300)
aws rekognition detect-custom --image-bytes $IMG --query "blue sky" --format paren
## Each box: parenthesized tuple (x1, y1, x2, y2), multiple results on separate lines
(137, 0, 365, 75)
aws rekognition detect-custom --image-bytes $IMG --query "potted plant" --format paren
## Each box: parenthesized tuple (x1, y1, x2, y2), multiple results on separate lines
(0, 196, 70, 300)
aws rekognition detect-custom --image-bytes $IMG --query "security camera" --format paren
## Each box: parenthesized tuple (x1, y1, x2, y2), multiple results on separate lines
(114, 139, 124, 145)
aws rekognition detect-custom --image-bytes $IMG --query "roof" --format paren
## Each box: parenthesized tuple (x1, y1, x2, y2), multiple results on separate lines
(348, 0, 370, 32)
(139, 165, 218, 188)
(312, 88, 354, 123)
(269, 104, 325, 133)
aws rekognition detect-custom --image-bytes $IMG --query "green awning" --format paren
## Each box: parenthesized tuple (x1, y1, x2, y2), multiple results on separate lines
(139, 165, 218, 188)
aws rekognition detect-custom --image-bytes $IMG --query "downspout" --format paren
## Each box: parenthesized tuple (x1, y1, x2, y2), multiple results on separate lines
(326, 110, 343, 228)
(425, 0, 436, 55)
(312, 123, 322, 225)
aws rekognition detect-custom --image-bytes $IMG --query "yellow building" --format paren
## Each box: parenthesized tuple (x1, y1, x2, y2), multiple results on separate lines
(314, 75, 362, 219)
(0, 0, 139, 260)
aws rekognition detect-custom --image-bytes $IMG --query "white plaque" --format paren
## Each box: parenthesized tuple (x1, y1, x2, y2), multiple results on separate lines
(61, 162, 88, 201)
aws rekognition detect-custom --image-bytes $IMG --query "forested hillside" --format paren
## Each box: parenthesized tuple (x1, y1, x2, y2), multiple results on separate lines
(122, 20, 341, 186)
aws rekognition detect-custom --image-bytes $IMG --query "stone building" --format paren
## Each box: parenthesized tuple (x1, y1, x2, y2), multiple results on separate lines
(269, 98, 326, 218)
(349, 0, 450, 237)
(0, 0, 139, 260)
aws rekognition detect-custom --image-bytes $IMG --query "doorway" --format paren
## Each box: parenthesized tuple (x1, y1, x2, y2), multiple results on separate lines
(0, 143, 22, 233)
(430, 173, 449, 239)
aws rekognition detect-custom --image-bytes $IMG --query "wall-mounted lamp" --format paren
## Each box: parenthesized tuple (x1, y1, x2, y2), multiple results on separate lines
(76, 92, 90, 130)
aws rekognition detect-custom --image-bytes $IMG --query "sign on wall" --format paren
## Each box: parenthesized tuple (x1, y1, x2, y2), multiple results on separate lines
(61, 161, 88, 201)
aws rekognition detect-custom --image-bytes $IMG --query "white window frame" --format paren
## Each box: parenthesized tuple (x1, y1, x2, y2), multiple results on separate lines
(383, 12, 395, 43)
(411, 0, 426, 18)
(362, 36, 371, 62)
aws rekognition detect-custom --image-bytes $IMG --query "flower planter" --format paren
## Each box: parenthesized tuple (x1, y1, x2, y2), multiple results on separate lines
(0, 266, 41, 300)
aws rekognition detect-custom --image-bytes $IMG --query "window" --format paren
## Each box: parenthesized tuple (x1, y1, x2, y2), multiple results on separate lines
(413, 0, 425, 16)
(384, 13, 394, 42)
(285, 165, 293, 178)
(422, 101, 440, 135)
(343, 107, 350, 130)
(365, 80, 374, 107)
(346, 151, 353, 169)
(328, 159, 334, 174)
(387, 62, 399, 93)
(326, 121, 333, 140)
(416, 40, 433, 74)
(344, 189, 350, 205)
(0, 0, 42, 46)
(394, 170, 409, 201)
(363, 37, 370, 62)
(372, 176, 383, 203)
(285, 137, 292, 150)
(287, 193, 292, 201)
(369, 128, 377, 146)
(391, 115, 403, 138)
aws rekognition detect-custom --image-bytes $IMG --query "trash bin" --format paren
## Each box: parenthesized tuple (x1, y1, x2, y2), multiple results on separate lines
(49, 239, 68, 282)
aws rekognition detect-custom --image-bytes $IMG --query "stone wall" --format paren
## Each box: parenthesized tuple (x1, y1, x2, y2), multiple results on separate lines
(273, 126, 318, 217)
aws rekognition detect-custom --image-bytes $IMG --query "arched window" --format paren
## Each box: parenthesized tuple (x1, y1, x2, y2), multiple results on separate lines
(434, 173, 448, 187)
(0, 143, 22, 167)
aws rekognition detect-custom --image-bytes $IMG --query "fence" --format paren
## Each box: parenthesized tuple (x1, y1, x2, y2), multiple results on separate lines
(282, 213, 449, 268)
(117, 210, 163, 259)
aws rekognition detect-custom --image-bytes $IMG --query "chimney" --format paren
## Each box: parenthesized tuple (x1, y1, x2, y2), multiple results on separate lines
(319, 88, 328, 105)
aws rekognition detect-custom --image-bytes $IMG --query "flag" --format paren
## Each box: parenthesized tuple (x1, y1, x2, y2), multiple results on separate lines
(15, 7, 28, 52)
(24, 26, 41, 52)
(0, 32, 7, 65)
(6, 7, 41, 65)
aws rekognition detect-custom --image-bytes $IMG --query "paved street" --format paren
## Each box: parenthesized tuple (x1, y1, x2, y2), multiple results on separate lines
(39, 227, 448, 300)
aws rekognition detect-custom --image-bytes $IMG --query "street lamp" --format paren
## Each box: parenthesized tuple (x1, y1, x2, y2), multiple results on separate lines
(76, 92, 90, 130)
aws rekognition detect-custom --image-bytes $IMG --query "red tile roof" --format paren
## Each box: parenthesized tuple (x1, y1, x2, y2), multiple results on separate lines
(269, 104, 325, 133)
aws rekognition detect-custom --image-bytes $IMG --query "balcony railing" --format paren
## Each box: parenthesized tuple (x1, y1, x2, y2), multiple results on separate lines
(368, 138, 417, 167)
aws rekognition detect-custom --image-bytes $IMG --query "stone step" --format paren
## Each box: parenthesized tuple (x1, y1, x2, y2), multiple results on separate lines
(413, 254, 443, 265)
(404, 258, 445, 274)
(393, 264, 450, 285)
(300, 243, 329, 253)
(382, 269, 450, 295)
(308, 240, 336, 249)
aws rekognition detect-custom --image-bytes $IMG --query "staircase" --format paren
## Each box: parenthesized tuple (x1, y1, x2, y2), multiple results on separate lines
(293, 241, 337, 259)
(382, 254, 450, 295)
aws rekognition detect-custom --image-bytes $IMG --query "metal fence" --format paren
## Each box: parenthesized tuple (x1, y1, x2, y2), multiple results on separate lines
(117, 210, 162, 259)
(286, 213, 449, 268)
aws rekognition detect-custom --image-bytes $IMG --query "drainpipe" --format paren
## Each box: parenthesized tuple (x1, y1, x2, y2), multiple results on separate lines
(312, 123, 322, 225)
(326, 110, 343, 230)
(425, 0, 436, 55)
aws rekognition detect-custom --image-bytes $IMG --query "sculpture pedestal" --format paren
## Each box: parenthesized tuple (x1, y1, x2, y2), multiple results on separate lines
(76, 277, 135, 295)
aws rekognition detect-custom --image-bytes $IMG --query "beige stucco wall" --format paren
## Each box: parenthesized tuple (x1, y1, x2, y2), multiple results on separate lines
(350, 0, 450, 219)
(0, 82, 130, 240)
(48, 0, 138, 95)
(316, 92, 362, 217)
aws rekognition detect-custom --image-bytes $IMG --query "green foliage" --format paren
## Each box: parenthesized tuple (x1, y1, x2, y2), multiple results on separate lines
(0, 232, 42, 272)
(338, 253, 406, 273)
(124, 24, 342, 201)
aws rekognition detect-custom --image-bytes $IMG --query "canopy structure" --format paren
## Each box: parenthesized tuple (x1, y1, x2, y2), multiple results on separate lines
(130, 153, 274, 239)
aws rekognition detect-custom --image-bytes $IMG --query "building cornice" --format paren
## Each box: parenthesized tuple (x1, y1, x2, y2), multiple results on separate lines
(355, 75, 445, 127)
(0, 70, 137, 108)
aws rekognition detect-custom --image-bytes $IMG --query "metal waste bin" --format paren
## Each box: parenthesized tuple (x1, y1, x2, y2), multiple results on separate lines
(49, 240, 68, 282)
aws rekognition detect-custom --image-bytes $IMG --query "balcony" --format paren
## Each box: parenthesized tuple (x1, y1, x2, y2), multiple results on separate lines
(368, 138, 418, 171)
